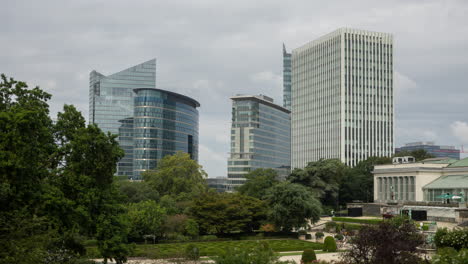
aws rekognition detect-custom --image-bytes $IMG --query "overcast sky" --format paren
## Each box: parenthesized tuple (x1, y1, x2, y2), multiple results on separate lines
(2, 0, 468, 177)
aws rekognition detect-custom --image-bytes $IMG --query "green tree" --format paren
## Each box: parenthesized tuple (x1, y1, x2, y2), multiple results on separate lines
(236, 168, 280, 199)
(340, 156, 391, 204)
(45, 105, 133, 263)
(342, 221, 424, 264)
(127, 200, 166, 243)
(0, 74, 57, 264)
(288, 159, 346, 207)
(118, 180, 159, 204)
(393, 149, 434, 161)
(190, 192, 267, 234)
(143, 152, 208, 198)
(265, 182, 322, 231)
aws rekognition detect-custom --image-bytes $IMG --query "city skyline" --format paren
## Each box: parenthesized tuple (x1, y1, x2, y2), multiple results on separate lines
(3, 0, 468, 177)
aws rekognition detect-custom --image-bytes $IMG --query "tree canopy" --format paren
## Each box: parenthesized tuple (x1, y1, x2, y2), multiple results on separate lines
(265, 182, 322, 231)
(190, 192, 267, 234)
(288, 159, 347, 207)
(236, 168, 280, 199)
(143, 151, 208, 199)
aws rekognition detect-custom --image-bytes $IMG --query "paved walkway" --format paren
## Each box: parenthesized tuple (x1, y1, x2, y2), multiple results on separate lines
(279, 252, 343, 263)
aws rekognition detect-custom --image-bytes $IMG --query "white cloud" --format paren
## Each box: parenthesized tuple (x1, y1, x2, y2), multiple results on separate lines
(451, 121, 468, 143)
(394, 71, 417, 95)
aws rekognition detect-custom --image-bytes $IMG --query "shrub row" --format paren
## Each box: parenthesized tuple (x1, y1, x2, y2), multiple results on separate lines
(332, 217, 382, 225)
(434, 228, 468, 250)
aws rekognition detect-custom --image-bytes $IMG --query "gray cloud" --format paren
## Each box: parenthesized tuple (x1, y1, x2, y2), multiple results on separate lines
(2, 0, 468, 176)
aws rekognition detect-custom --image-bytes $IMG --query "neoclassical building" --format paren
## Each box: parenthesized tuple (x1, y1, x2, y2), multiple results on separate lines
(373, 157, 468, 203)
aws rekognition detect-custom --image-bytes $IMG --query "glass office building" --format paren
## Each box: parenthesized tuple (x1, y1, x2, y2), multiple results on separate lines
(283, 44, 292, 110)
(133, 88, 200, 179)
(89, 59, 156, 177)
(396, 142, 460, 160)
(227, 95, 291, 190)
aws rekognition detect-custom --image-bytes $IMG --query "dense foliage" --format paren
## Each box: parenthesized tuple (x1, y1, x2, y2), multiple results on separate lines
(142, 151, 207, 199)
(236, 168, 280, 199)
(190, 192, 267, 234)
(211, 242, 294, 264)
(0, 75, 131, 264)
(265, 182, 322, 231)
(434, 228, 468, 251)
(432, 247, 468, 264)
(301, 249, 317, 263)
(323, 236, 337, 252)
(342, 219, 424, 264)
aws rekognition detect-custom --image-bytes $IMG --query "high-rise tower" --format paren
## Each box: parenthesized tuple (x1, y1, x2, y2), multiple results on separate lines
(89, 59, 156, 177)
(227, 94, 291, 190)
(291, 28, 394, 168)
(283, 44, 292, 110)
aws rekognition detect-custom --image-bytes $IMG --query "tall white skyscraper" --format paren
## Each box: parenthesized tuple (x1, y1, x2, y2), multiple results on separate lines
(291, 28, 394, 168)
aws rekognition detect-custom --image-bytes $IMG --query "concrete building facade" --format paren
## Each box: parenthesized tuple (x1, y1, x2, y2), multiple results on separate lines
(373, 157, 468, 203)
(291, 28, 394, 168)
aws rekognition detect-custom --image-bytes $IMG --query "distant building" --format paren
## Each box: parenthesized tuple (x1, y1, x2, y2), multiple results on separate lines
(131, 88, 200, 179)
(227, 94, 291, 190)
(373, 157, 468, 203)
(282, 44, 292, 110)
(396, 141, 460, 160)
(89, 59, 157, 177)
(291, 28, 394, 168)
(207, 177, 228, 192)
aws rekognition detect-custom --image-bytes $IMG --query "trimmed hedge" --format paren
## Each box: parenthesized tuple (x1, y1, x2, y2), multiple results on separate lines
(86, 239, 323, 259)
(332, 217, 382, 225)
(301, 249, 317, 263)
(323, 236, 337, 252)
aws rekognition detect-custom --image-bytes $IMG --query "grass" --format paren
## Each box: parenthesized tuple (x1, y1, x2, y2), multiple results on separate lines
(86, 239, 323, 259)
(332, 217, 383, 225)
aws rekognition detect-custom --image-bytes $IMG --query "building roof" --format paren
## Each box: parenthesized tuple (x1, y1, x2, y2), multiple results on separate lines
(423, 175, 468, 189)
(230, 94, 290, 113)
(133, 88, 200, 108)
(422, 157, 458, 164)
(447, 157, 468, 168)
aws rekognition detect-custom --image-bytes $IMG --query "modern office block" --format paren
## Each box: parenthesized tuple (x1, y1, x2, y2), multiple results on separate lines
(227, 94, 291, 190)
(132, 88, 200, 179)
(291, 28, 394, 168)
(396, 142, 461, 160)
(89, 59, 156, 177)
(117, 117, 134, 177)
(207, 177, 228, 192)
(283, 44, 292, 110)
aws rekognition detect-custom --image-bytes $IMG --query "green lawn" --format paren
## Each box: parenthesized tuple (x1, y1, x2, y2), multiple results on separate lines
(86, 239, 323, 259)
(332, 217, 383, 225)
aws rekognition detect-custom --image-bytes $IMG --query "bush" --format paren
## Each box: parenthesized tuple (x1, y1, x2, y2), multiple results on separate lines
(185, 244, 200, 260)
(434, 228, 468, 250)
(332, 217, 382, 225)
(325, 221, 337, 231)
(315, 232, 324, 239)
(432, 248, 468, 264)
(422, 225, 429, 231)
(323, 236, 337, 252)
(334, 234, 344, 241)
(301, 249, 316, 263)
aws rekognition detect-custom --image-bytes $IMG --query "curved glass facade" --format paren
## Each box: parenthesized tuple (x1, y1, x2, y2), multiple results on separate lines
(133, 88, 199, 179)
